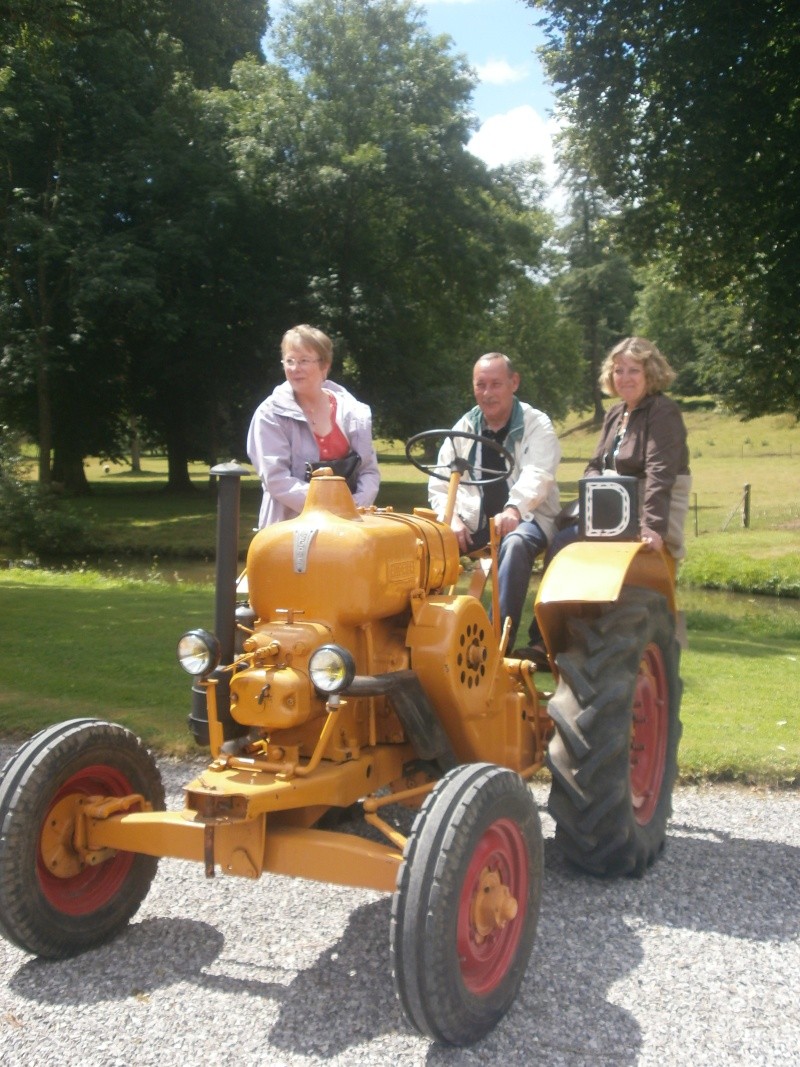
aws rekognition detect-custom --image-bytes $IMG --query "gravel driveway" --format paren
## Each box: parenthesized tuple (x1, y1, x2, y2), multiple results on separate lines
(1, 747, 798, 1067)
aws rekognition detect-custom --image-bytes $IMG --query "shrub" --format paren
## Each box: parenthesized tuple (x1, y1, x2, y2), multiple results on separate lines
(0, 430, 92, 558)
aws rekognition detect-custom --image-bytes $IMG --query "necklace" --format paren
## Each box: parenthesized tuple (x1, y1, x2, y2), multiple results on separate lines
(301, 390, 329, 428)
(609, 408, 630, 471)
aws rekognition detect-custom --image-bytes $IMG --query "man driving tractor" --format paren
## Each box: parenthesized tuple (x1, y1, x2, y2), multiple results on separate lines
(428, 351, 561, 657)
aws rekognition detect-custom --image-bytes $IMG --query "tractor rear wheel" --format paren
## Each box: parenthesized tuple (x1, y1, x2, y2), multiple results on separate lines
(391, 762, 543, 1045)
(546, 587, 682, 876)
(0, 719, 164, 957)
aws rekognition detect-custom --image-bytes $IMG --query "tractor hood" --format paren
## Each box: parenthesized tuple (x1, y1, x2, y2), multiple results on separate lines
(246, 472, 460, 627)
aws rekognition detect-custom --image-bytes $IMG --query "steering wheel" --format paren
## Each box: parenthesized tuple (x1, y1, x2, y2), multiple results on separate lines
(405, 429, 513, 486)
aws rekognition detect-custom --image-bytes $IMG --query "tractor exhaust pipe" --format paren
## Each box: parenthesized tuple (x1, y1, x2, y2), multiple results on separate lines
(211, 462, 250, 665)
(188, 462, 250, 747)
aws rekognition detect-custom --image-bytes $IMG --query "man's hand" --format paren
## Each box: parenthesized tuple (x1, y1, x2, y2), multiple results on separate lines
(493, 505, 521, 539)
(451, 514, 473, 554)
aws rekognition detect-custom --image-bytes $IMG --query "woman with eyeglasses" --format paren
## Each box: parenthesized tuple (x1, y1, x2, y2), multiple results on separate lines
(247, 324, 380, 527)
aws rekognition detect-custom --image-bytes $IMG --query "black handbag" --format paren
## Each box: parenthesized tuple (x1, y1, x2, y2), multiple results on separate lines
(304, 449, 362, 492)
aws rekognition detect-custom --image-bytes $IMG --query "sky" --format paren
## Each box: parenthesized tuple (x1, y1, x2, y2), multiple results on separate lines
(421, 0, 562, 192)
(265, 0, 563, 203)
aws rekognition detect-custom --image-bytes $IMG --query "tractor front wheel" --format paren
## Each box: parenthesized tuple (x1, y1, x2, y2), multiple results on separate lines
(390, 763, 543, 1045)
(546, 587, 682, 877)
(0, 719, 165, 957)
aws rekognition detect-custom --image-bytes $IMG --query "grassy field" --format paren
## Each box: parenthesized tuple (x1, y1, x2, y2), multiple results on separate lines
(1, 403, 798, 781)
(0, 568, 797, 783)
(33, 401, 799, 553)
(555, 403, 800, 537)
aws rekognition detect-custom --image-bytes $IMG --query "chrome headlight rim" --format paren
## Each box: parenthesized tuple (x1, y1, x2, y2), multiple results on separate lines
(308, 644, 356, 695)
(177, 628, 221, 678)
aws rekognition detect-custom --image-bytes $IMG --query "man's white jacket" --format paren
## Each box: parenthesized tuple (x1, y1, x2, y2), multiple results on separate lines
(428, 398, 561, 542)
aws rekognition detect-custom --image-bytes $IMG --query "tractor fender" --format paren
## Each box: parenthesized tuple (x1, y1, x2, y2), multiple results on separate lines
(533, 540, 677, 663)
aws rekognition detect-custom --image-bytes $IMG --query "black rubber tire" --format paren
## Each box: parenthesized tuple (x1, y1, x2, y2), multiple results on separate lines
(0, 718, 165, 957)
(390, 762, 543, 1045)
(546, 587, 682, 877)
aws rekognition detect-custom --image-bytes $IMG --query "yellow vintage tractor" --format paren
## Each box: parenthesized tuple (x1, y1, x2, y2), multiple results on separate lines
(0, 431, 682, 1045)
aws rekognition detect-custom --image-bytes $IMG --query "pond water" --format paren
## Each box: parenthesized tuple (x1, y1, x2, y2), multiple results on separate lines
(678, 586, 800, 623)
(74, 558, 800, 623)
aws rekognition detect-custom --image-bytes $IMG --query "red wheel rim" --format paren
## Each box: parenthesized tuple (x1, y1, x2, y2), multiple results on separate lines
(456, 818, 528, 996)
(38, 764, 139, 915)
(630, 643, 669, 825)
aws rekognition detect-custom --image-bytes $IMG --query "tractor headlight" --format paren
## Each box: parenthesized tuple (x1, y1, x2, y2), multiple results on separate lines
(308, 644, 356, 694)
(177, 629, 221, 677)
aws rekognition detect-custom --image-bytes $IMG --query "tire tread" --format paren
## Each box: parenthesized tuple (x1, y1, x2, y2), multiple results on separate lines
(546, 588, 682, 877)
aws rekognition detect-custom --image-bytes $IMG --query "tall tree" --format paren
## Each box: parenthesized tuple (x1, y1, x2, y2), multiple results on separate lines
(249, 0, 550, 438)
(554, 156, 637, 422)
(0, 1, 268, 489)
(532, 0, 800, 418)
(102, 80, 277, 490)
(630, 263, 744, 397)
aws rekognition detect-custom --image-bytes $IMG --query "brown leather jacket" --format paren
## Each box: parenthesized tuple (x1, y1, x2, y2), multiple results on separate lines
(585, 393, 690, 539)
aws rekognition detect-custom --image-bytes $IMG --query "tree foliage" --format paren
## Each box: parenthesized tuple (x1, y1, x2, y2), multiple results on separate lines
(630, 263, 745, 398)
(0, 0, 268, 489)
(253, 0, 551, 437)
(473, 273, 582, 423)
(532, 0, 800, 418)
(0, 424, 89, 556)
(1, 0, 562, 505)
(553, 151, 637, 420)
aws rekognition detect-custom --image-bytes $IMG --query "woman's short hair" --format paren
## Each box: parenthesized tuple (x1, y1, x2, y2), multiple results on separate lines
(599, 336, 676, 396)
(281, 324, 333, 367)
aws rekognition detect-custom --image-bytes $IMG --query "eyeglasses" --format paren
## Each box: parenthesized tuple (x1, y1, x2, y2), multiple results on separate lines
(282, 357, 320, 370)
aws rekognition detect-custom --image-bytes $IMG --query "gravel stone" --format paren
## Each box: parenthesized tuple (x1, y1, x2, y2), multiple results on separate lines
(1, 745, 798, 1066)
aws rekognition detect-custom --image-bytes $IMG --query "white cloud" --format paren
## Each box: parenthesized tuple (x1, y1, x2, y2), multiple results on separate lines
(468, 105, 565, 214)
(468, 105, 555, 171)
(476, 59, 529, 86)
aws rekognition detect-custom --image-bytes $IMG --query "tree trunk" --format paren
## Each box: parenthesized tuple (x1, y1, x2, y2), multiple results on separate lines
(592, 381, 605, 424)
(165, 424, 194, 492)
(130, 419, 142, 473)
(587, 321, 605, 424)
(36, 362, 52, 486)
(52, 446, 91, 494)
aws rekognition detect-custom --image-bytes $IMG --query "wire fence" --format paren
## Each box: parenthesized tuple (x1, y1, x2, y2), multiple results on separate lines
(690, 491, 799, 535)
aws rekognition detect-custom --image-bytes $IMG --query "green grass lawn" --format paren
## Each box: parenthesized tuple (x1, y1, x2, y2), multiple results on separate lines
(0, 569, 797, 783)
(672, 591, 799, 784)
(2, 407, 798, 781)
(0, 570, 213, 753)
(679, 624, 799, 784)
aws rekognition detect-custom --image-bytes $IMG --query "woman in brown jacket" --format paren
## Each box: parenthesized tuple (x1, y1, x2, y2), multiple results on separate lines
(515, 336, 691, 663)
(584, 336, 691, 558)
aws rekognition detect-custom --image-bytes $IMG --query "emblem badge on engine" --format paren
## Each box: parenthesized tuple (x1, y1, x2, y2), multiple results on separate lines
(293, 528, 318, 572)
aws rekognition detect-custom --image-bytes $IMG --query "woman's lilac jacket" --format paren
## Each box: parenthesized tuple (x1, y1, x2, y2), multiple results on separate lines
(247, 379, 380, 528)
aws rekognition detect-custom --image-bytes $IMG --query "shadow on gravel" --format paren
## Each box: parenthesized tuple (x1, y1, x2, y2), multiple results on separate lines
(651, 824, 799, 940)
(8, 918, 225, 1004)
(5, 820, 797, 1065)
(266, 896, 408, 1055)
